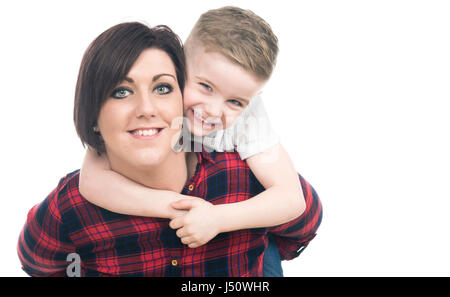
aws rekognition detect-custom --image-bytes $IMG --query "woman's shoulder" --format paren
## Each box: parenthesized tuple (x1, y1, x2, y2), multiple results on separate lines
(53, 169, 81, 199)
(56, 169, 81, 192)
(23, 170, 82, 229)
(44, 170, 83, 216)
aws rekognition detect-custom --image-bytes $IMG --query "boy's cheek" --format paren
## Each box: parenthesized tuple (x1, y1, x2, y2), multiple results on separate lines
(224, 113, 242, 128)
(182, 88, 199, 111)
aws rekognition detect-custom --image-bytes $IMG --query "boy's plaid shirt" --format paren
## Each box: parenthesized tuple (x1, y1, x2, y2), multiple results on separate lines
(18, 151, 322, 276)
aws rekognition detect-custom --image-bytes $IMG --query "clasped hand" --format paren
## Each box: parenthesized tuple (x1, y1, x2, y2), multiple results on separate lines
(169, 198, 221, 248)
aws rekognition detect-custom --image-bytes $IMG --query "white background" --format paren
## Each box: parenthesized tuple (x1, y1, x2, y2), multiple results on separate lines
(1, 0, 449, 276)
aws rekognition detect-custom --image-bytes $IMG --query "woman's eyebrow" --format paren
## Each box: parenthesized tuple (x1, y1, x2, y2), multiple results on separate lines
(153, 73, 177, 82)
(123, 73, 177, 83)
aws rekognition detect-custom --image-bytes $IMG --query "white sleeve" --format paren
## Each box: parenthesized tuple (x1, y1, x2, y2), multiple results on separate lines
(224, 95, 280, 160)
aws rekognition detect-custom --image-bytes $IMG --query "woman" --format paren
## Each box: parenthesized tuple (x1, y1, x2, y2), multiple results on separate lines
(17, 22, 192, 276)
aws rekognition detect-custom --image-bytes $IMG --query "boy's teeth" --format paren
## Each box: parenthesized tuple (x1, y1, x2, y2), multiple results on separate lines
(194, 110, 203, 120)
(194, 110, 215, 124)
(132, 129, 158, 136)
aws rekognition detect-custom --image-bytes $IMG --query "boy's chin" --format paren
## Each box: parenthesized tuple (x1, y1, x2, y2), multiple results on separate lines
(191, 127, 217, 137)
(191, 129, 213, 137)
(188, 123, 219, 137)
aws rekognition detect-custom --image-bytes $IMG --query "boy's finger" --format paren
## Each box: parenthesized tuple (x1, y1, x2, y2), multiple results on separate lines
(169, 217, 183, 229)
(176, 227, 188, 238)
(171, 209, 188, 218)
(188, 242, 202, 249)
(181, 236, 195, 245)
(171, 199, 196, 210)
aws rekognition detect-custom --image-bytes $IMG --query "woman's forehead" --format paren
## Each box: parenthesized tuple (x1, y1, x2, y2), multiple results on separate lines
(126, 48, 177, 78)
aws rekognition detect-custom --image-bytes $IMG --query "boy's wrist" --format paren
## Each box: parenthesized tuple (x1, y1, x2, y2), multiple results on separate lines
(213, 204, 237, 233)
(143, 191, 185, 219)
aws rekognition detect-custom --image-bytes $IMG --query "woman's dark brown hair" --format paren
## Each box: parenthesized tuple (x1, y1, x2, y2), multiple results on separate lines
(74, 22, 186, 153)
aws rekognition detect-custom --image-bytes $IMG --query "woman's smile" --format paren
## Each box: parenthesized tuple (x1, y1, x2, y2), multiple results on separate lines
(128, 127, 164, 139)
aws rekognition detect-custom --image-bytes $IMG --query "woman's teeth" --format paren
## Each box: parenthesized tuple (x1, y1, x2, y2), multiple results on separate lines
(131, 129, 159, 136)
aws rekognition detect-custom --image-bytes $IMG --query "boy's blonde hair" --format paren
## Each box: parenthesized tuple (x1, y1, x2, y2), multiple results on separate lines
(186, 6, 279, 81)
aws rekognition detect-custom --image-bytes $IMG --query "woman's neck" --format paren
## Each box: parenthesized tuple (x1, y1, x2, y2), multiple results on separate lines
(109, 151, 188, 193)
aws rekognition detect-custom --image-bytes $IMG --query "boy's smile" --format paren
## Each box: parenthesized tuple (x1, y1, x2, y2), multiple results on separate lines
(183, 43, 266, 137)
(190, 107, 222, 130)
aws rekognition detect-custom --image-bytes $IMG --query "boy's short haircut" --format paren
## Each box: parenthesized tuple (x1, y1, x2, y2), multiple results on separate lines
(186, 6, 279, 81)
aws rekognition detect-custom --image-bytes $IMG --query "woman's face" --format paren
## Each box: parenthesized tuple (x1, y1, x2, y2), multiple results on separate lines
(97, 48, 183, 171)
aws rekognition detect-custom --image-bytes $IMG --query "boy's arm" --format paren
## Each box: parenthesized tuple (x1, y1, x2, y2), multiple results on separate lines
(170, 144, 306, 247)
(212, 97, 305, 229)
(215, 144, 306, 230)
(79, 149, 189, 219)
(267, 174, 322, 260)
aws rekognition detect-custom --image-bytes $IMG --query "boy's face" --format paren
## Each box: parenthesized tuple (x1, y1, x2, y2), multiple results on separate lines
(183, 44, 266, 136)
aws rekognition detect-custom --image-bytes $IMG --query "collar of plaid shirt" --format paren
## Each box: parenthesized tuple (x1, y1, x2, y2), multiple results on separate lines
(18, 150, 322, 277)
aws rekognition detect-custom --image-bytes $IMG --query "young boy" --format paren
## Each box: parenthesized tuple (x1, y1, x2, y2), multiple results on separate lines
(80, 6, 308, 276)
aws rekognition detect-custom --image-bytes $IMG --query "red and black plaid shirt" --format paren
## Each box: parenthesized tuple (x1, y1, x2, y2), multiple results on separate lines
(18, 151, 322, 276)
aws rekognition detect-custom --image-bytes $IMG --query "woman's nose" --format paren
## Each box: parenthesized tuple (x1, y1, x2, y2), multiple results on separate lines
(135, 92, 157, 118)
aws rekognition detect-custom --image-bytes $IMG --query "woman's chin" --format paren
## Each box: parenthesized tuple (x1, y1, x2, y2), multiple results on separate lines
(132, 150, 166, 168)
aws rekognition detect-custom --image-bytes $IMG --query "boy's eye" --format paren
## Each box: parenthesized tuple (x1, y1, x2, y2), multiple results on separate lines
(111, 87, 133, 99)
(228, 99, 243, 107)
(154, 83, 173, 95)
(199, 83, 213, 92)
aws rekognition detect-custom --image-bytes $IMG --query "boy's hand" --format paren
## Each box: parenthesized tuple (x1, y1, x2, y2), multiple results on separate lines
(169, 198, 221, 248)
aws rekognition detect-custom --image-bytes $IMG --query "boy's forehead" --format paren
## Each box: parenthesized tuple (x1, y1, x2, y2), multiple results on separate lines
(190, 44, 263, 78)
(191, 56, 265, 100)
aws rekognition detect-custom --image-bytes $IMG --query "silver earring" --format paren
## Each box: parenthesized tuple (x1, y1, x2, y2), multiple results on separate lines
(93, 126, 100, 132)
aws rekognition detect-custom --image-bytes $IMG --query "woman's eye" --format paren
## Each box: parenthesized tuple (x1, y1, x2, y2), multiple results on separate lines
(111, 87, 132, 99)
(154, 84, 173, 95)
(200, 83, 212, 92)
(228, 99, 243, 107)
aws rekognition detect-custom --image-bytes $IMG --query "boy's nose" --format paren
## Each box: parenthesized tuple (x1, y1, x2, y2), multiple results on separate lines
(204, 102, 222, 119)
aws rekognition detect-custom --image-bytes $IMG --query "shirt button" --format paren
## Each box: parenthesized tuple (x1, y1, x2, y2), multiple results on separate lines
(188, 185, 194, 191)
(171, 260, 178, 266)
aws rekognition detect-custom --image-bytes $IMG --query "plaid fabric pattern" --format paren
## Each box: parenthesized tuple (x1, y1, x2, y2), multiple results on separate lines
(18, 151, 322, 276)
